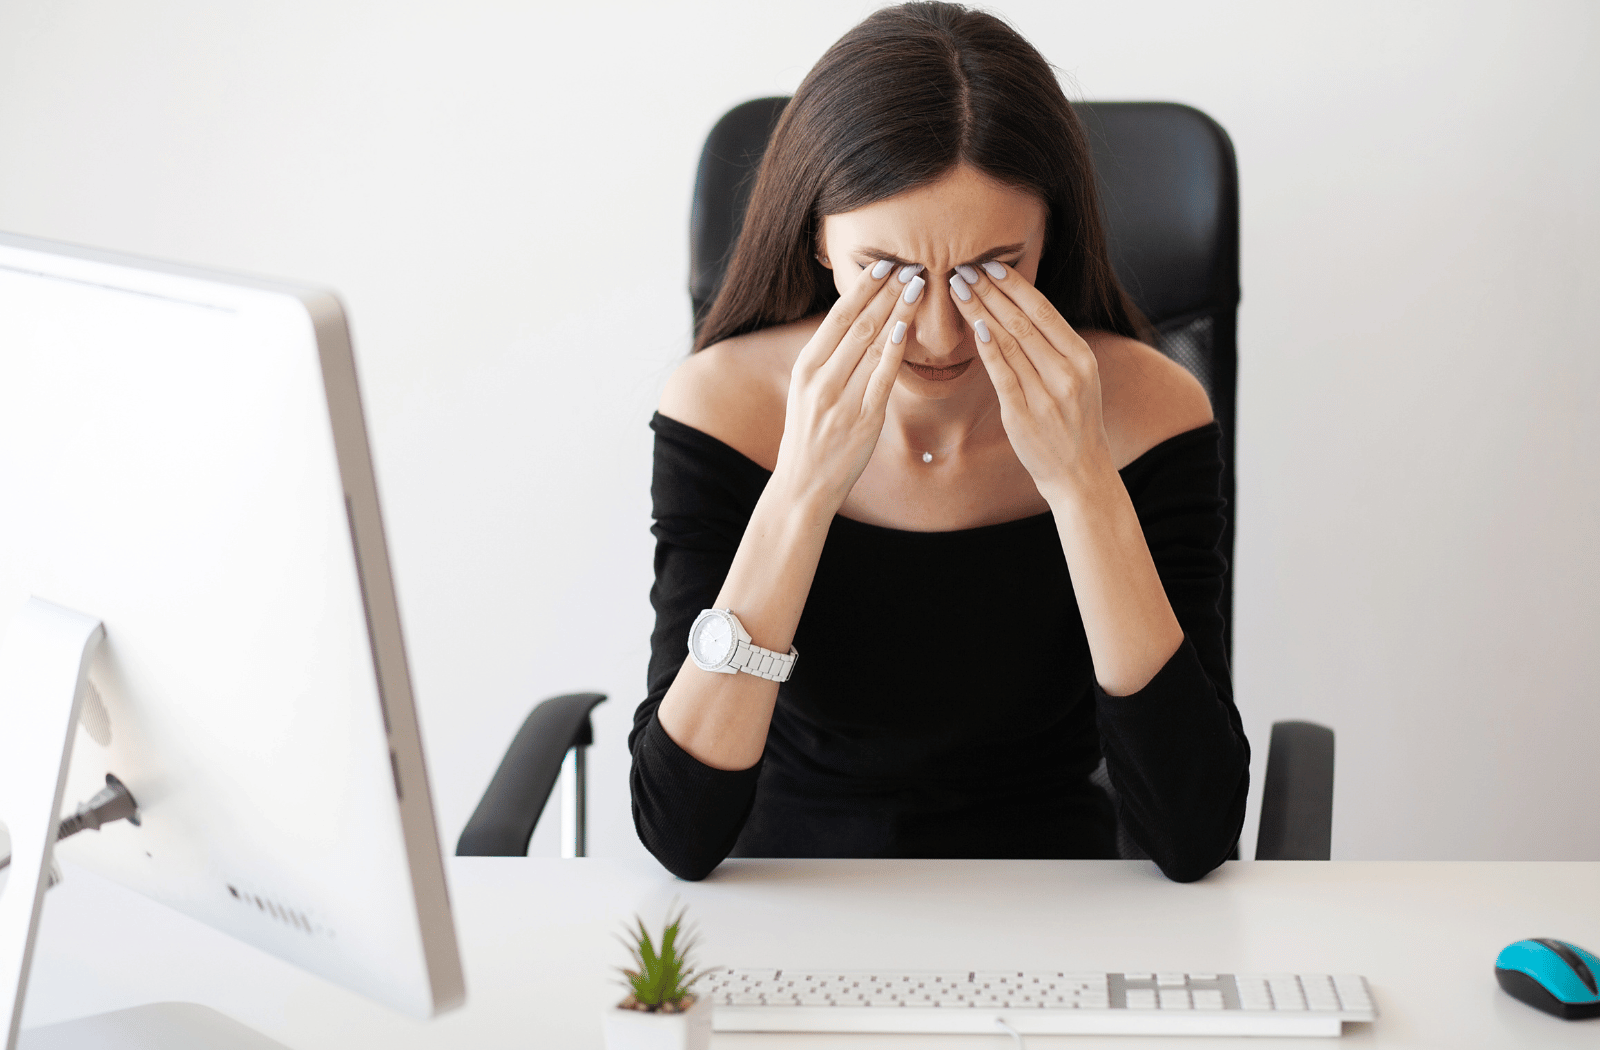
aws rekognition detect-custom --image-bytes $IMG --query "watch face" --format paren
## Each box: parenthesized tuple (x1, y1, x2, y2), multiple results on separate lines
(691, 612, 735, 667)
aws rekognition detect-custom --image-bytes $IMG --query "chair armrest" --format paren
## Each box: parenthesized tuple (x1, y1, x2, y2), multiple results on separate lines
(455, 692, 606, 857)
(1255, 720, 1335, 861)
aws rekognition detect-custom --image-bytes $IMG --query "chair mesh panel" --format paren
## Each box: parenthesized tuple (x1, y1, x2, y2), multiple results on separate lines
(1089, 758, 1150, 860)
(1154, 314, 1215, 402)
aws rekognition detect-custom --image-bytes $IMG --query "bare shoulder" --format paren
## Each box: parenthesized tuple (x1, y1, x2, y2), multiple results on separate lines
(657, 317, 817, 471)
(1084, 329, 1214, 469)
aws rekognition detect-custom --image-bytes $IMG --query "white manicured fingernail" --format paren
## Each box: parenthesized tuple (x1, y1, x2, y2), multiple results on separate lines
(981, 260, 1006, 280)
(902, 275, 925, 304)
(890, 320, 907, 344)
(871, 259, 894, 279)
(956, 264, 979, 283)
(897, 263, 924, 283)
(975, 319, 992, 343)
(948, 273, 972, 301)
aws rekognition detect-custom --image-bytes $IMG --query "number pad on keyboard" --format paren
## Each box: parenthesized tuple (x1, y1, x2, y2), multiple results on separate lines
(1115, 972, 1231, 1011)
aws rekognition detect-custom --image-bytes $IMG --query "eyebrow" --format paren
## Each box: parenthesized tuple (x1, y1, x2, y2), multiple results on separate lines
(855, 243, 1027, 269)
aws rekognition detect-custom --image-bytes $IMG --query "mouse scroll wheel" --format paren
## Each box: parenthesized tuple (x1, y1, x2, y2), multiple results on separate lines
(1534, 938, 1598, 995)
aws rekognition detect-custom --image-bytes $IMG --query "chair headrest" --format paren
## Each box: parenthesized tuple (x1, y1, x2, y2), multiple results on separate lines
(688, 98, 1240, 332)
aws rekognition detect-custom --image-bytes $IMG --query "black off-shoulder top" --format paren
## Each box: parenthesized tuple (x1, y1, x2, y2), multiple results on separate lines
(630, 412, 1248, 883)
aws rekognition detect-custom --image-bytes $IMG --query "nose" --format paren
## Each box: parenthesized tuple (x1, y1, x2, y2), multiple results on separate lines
(909, 278, 966, 361)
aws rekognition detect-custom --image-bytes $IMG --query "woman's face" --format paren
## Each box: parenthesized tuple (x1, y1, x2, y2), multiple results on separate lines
(819, 163, 1047, 398)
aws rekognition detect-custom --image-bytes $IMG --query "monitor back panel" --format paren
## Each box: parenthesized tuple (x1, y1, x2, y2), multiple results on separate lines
(0, 233, 463, 1017)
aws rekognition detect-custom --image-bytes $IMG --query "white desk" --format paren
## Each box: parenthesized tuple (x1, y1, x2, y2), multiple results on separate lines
(20, 857, 1600, 1048)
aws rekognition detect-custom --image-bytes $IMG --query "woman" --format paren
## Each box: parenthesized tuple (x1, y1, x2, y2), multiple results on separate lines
(630, 2, 1248, 883)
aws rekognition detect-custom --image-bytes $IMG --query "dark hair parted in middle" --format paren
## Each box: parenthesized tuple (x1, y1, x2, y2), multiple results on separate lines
(694, 1, 1150, 353)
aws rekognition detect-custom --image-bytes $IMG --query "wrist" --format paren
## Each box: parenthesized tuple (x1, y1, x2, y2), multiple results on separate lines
(764, 462, 845, 524)
(712, 469, 835, 646)
(1038, 456, 1123, 520)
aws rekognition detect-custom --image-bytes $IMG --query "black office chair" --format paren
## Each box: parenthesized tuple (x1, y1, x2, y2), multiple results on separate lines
(458, 99, 1337, 864)
(689, 98, 1335, 862)
(457, 692, 606, 857)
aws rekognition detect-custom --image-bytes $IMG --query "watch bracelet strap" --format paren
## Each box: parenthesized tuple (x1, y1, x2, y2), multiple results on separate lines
(732, 640, 798, 682)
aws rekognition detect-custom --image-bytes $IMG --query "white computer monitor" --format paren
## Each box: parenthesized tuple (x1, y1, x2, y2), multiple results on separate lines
(0, 232, 464, 1046)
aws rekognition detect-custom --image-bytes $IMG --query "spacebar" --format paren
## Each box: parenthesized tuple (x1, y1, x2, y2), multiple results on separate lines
(715, 1006, 1344, 1037)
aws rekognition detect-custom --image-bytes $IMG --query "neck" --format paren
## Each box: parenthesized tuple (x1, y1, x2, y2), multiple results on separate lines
(884, 377, 1002, 459)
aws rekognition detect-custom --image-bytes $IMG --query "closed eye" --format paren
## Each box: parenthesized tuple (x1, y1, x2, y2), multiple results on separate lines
(854, 247, 1026, 272)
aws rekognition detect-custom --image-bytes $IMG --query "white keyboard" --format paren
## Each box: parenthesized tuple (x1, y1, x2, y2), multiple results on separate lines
(704, 968, 1376, 1038)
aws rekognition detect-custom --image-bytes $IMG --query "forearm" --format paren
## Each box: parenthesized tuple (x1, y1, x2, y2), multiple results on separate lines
(1046, 467, 1184, 696)
(656, 471, 834, 770)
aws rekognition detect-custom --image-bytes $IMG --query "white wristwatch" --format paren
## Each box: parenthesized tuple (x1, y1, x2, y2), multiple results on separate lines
(687, 608, 798, 682)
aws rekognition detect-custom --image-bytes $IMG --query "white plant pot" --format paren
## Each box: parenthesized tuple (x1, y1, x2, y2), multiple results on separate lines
(601, 994, 713, 1050)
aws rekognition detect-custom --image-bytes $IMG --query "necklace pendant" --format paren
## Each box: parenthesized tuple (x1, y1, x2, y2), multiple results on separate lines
(921, 451, 933, 464)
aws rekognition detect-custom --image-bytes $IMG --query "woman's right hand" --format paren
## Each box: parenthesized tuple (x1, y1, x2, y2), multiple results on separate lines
(772, 260, 925, 508)
(658, 262, 922, 774)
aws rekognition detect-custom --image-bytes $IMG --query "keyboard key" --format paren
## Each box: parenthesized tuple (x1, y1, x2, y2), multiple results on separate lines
(1123, 972, 1154, 982)
(1158, 989, 1192, 1009)
(1301, 974, 1340, 1011)
(1333, 974, 1373, 1012)
(1125, 989, 1158, 1009)
(1235, 975, 1273, 1011)
(732, 968, 779, 982)
(1268, 976, 1306, 1011)
(1193, 989, 1225, 1010)
(1156, 973, 1187, 987)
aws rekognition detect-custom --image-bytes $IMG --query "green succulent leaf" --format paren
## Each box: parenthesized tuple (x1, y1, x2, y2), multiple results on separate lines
(615, 902, 706, 1009)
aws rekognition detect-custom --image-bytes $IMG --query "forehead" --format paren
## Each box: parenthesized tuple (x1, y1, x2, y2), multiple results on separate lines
(821, 163, 1046, 264)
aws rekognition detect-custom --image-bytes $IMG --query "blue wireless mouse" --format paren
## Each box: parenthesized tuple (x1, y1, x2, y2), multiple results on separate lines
(1495, 938, 1600, 1020)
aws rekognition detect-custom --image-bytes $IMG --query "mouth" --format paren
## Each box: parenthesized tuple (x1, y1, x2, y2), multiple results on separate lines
(904, 358, 974, 382)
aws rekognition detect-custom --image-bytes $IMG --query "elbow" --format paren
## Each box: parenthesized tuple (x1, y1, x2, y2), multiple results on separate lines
(628, 716, 758, 884)
(1154, 848, 1228, 884)
(661, 853, 720, 883)
(629, 792, 734, 883)
(1149, 763, 1251, 884)
(634, 819, 728, 882)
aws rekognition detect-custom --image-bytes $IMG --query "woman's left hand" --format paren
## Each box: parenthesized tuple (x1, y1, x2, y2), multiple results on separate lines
(947, 261, 1115, 502)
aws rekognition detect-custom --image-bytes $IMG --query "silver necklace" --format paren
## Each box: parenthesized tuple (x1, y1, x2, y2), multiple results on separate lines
(915, 404, 996, 464)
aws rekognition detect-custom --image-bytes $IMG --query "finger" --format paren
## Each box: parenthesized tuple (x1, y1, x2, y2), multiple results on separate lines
(962, 261, 1093, 368)
(968, 310, 1028, 412)
(841, 267, 926, 402)
(861, 312, 910, 415)
(820, 264, 925, 393)
(793, 257, 900, 373)
(947, 269, 1046, 405)
(953, 266, 1085, 405)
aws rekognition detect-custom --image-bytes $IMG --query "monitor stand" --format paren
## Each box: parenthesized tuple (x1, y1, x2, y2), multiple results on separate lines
(0, 598, 288, 1050)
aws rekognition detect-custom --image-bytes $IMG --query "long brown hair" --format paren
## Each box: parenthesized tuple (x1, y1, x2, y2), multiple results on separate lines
(694, 1, 1149, 352)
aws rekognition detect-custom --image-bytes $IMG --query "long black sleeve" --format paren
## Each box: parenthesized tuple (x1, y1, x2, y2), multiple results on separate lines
(631, 412, 1248, 882)
(629, 416, 769, 880)
(1092, 425, 1249, 880)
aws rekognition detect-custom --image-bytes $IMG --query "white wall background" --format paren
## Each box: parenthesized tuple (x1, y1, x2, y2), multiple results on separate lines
(2, 0, 1595, 863)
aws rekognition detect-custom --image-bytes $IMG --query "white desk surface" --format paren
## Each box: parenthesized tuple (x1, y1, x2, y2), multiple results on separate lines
(21, 856, 1600, 1048)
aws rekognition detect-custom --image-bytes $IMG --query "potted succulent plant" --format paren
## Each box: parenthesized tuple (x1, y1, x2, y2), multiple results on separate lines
(602, 904, 713, 1050)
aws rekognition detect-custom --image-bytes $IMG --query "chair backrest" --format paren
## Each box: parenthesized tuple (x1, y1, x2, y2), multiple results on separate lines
(689, 99, 1240, 656)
